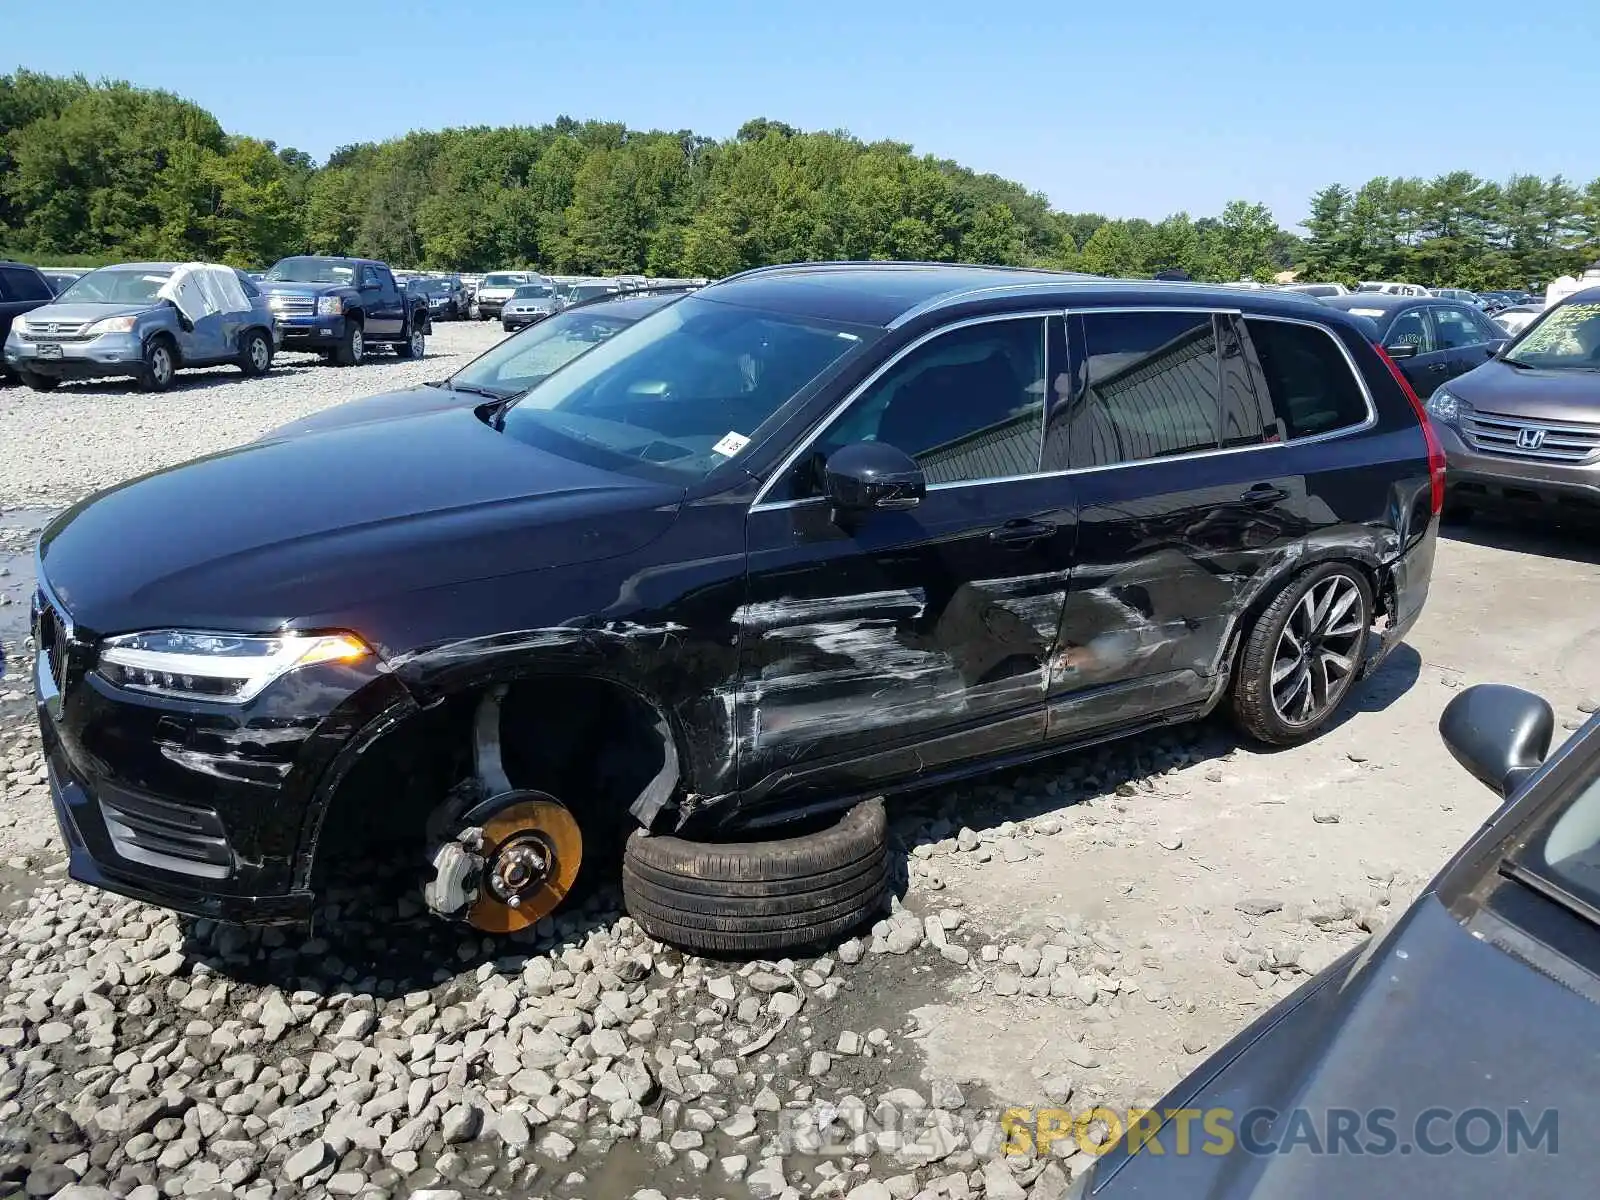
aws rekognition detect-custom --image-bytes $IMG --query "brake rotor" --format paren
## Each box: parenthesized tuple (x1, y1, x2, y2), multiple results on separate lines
(465, 796, 583, 934)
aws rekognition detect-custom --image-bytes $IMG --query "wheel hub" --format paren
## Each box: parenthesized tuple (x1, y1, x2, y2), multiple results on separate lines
(465, 797, 583, 933)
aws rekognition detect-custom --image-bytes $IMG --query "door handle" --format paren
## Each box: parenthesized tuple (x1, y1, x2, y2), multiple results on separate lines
(1428, 361, 1449, 372)
(989, 519, 1056, 547)
(1241, 484, 1288, 505)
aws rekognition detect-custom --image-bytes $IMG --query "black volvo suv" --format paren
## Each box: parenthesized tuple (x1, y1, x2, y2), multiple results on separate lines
(28, 263, 1443, 952)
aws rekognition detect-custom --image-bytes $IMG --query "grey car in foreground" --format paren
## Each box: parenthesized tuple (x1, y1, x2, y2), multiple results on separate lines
(3, 263, 278, 392)
(1079, 682, 1599, 1198)
(1424, 286, 1600, 518)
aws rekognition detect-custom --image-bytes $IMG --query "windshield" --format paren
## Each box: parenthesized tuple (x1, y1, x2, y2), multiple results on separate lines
(482, 273, 524, 288)
(452, 305, 646, 396)
(500, 295, 872, 479)
(58, 268, 172, 304)
(568, 283, 618, 302)
(424, 279, 455, 293)
(1503, 302, 1600, 369)
(513, 284, 554, 299)
(265, 257, 357, 285)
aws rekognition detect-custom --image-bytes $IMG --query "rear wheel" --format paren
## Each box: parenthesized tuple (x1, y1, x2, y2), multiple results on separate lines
(19, 370, 59, 393)
(1232, 563, 1373, 745)
(622, 800, 889, 955)
(136, 339, 176, 392)
(395, 325, 425, 360)
(238, 329, 272, 376)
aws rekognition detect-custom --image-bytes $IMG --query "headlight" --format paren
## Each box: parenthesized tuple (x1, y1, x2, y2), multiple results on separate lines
(1425, 387, 1461, 423)
(267, 294, 291, 310)
(84, 316, 137, 336)
(97, 630, 372, 703)
(316, 296, 344, 316)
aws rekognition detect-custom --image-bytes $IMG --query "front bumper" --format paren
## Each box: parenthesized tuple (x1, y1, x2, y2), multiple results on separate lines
(475, 297, 509, 316)
(501, 310, 552, 329)
(1435, 422, 1600, 514)
(32, 586, 409, 927)
(4, 331, 145, 379)
(273, 314, 347, 348)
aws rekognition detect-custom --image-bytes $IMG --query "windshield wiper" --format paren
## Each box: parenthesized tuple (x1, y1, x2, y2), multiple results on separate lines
(443, 381, 510, 401)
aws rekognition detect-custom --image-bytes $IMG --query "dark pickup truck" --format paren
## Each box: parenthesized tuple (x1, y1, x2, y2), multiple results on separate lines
(258, 256, 431, 366)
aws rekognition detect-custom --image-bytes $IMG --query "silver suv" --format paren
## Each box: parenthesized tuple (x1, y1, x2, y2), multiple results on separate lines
(3, 262, 279, 392)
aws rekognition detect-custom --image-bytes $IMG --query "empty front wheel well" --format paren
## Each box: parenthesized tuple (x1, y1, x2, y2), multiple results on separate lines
(311, 674, 681, 881)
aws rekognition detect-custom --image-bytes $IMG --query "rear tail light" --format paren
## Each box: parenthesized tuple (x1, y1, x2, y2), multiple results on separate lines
(1374, 343, 1446, 516)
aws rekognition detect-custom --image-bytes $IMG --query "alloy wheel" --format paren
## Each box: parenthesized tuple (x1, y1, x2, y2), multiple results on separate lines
(410, 330, 425, 358)
(249, 336, 270, 372)
(350, 327, 363, 363)
(1269, 573, 1365, 727)
(151, 347, 173, 386)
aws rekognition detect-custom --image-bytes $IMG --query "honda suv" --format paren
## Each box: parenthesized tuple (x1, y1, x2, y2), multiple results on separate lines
(28, 264, 1442, 954)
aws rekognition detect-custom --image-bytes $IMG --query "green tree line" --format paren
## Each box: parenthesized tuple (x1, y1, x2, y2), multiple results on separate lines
(3, 70, 1596, 288)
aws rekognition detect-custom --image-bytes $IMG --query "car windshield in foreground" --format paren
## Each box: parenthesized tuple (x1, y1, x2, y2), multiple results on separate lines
(482, 274, 524, 288)
(58, 268, 172, 304)
(513, 285, 554, 299)
(449, 304, 651, 398)
(1502, 302, 1600, 369)
(265, 258, 357, 285)
(500, 295, 873, 479)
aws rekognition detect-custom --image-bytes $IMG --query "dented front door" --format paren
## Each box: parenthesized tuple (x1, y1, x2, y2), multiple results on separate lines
(737, 481, 1077, 801)
(733, 311, 1077, 804)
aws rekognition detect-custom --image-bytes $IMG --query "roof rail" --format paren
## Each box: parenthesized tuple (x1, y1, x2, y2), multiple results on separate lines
(713, 260, 1091, 286)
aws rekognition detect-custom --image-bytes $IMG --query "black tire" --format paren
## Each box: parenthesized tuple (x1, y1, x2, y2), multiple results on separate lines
(1231, 562, 1373, 746)
(238, 329, 273, 376)
(19, 370, 59, 392)
(136, 338, 177, 392)
(332, 321, 364, 367)
(502, 322, 515, 333)
(395, 324, 425, 359)
(622, 800, 889, 956)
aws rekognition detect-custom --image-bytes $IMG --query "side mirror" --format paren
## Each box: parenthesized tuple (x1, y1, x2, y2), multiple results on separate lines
(822, 441, 925, 521)
(1384, 341, 1420, 360)
(1439, 683, 1555, 800)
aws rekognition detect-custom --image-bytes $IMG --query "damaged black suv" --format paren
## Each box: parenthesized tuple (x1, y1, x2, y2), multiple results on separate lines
(30, 263, 1442, 953)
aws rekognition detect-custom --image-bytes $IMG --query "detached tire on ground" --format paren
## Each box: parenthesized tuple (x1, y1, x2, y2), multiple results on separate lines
(622, 800, 889, 955)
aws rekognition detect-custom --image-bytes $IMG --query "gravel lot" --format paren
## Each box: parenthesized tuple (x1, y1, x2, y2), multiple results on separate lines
(2, 338, 1599, 1200)
(0, 322, 508, 509)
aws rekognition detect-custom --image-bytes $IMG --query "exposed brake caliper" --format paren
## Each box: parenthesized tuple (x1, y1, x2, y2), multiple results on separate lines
(423, 686, 583, 932)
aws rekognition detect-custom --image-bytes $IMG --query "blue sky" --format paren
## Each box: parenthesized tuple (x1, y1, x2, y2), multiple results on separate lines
(9, 0, 1597, 229)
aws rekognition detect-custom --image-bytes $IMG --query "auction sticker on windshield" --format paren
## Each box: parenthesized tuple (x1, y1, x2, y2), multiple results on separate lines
(713, 431, 752, 457)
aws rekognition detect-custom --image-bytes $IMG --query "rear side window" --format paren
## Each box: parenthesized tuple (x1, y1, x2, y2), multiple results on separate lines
(1244, 318, 1370, 440)
(0, 266, 52, 302)
(1066, 311, 1222, 468)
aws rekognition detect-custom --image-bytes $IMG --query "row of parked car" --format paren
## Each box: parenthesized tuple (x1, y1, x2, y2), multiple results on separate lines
(0, 254, 434, 390)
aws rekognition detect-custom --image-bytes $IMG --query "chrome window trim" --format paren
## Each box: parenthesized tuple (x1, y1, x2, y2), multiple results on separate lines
(748, 308, 1379, 513)
(749, 309, 1059, 512)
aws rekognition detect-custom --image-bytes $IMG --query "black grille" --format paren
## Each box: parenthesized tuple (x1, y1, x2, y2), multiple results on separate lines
(99, 786, 232, 879)
(33, 589, 69, 684)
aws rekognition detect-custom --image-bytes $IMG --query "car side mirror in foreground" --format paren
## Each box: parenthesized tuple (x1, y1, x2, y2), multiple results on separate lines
(1439, 683, 1555, 799)
(823, 441, 925, 522)
(1384, 341, 1420, 360)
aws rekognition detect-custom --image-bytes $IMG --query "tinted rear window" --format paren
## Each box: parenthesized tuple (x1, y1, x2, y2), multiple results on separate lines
(0, 266, 53, 302)
(1244, 319, 1370, 440)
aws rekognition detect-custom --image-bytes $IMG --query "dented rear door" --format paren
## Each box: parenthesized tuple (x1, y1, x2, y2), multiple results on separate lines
(1044, 308, 1306, 738)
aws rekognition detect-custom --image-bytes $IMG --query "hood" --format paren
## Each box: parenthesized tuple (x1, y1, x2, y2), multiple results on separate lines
(259, 384, 472, 439)
(1446, 357, 1600, 422)
(257, 280, 349, 297)
(1093, 897, 1600, 1197)
(18, 301, 157, 325)
(39, 406, 682, 635)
